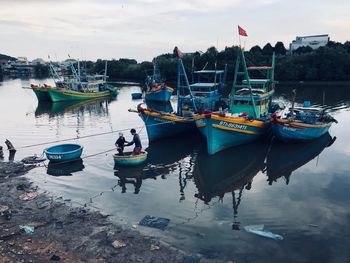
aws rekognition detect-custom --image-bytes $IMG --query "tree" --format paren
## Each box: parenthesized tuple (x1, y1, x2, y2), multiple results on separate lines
(262, 43, 274, 56)
(274, 42, 286, 55)
(250, 45, 262, 54)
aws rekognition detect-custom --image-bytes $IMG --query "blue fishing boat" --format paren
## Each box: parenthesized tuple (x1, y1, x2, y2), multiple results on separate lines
(195, 48, 276, 154)
(131, 92, 143, 99)
(144, 59, 174, 102)
(272, 105, 337, 141)
(113, 151, 148, 166)
(44, 144, 83, 162)
(135, 50, 227, 141)
(145, 85, 174, 102)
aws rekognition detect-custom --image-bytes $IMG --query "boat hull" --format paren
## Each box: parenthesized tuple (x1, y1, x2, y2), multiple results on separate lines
(145, 86, 173, 102)
(195, 114, 269, 155)
(48, 88, 112, 102)
(139, 109, 197, 141)
(113, 151, 148, 166)
(32, 87, 51, 102)
(44, 144, 83, 163)
(272, 119, 332, 141)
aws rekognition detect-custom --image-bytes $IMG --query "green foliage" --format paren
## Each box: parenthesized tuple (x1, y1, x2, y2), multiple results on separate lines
(274, 42, 286, 55)
(6, 40, 350, 82)
(0, 53, 16, 61)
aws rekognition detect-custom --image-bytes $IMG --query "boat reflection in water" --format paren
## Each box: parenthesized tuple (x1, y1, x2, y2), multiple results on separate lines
(35, 98, 111, 118)
(193, 141, 268, 230)
(265, 132, 336, 185)
(114, 135, 201, 194)
(47, 158, 85, 176)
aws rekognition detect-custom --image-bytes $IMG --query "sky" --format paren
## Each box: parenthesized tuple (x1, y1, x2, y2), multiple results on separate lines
(0, 0, 349, 62)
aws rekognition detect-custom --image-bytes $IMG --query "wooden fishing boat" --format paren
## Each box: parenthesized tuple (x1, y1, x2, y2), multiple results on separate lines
(137, 106, 197, 141)
(44, 144, 83, 163)
(271, 106, 337, 141)
(33, 60, 117, 102)
(195, 48, 276, 154)
(144, 59, 174, 102)
(134, 53, 227, 141)
(31, 84, 52, 102)
(113, 151, 148, 166)
(145, 84, 173, 102)
(47, 88, 113, 102)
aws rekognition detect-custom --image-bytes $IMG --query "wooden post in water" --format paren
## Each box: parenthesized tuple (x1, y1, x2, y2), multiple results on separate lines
(5, 139, 16, 161)
(0, 146, 4, 159)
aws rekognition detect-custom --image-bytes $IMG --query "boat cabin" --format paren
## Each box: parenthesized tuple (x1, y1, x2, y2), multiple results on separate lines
(178, 64, 227, 116)
(229, 52, 276, 119)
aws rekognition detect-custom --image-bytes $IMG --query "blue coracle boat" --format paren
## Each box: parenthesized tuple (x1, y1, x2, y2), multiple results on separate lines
(272, 106, 337, 141)
(44, 144, 83, 162)
(113, 151, 148, 166)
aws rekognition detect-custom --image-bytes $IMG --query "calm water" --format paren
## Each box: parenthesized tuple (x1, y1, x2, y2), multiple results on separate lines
(1, 79, 350, 262)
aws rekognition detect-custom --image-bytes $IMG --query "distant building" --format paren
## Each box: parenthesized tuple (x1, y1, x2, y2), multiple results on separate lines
(290, 34, 329, 53)
(2, 57, 35, 78)
(32, 58, 46, 65)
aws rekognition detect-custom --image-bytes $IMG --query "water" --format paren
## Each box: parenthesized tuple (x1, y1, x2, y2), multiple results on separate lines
(1, 79, 350, 262)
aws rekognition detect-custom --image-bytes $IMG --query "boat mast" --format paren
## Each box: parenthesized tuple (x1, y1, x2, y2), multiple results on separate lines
(177, 59, 197, 114)
(104, 60, 108, 81)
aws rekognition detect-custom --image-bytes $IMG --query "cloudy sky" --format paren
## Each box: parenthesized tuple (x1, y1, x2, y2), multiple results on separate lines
(0, 0, 349, 62)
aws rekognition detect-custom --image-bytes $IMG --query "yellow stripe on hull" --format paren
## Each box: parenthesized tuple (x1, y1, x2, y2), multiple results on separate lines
(212, 124, 258, 135)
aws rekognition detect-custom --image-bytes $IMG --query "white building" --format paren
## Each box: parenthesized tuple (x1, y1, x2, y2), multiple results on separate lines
(290, 34, 329, 52)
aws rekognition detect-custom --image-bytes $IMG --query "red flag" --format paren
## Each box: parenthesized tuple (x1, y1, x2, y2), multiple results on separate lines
(238, 25, 248, 37)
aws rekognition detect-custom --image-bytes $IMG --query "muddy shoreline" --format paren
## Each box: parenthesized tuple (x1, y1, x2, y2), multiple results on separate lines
(0, 161, 221, 263)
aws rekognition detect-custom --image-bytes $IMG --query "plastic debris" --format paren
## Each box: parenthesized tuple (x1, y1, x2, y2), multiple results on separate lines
(150, 244, 160, 251)
(19, 191, 39, 201)
(112, 240, 126, 249)
(19, 225, 35, 234)
(244, 224, 283, 240)
(139, 215, 170, 230)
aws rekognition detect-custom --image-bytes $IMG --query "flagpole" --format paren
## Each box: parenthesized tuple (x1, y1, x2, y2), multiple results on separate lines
(238, 25, 242, 49)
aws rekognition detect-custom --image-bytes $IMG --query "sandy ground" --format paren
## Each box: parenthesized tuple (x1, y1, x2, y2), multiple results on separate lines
(0, 161, 225, 263)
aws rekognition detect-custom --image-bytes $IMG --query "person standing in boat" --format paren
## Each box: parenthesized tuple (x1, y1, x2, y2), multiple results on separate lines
(115, 132, 127, 156)
(126, 128, 142, 155)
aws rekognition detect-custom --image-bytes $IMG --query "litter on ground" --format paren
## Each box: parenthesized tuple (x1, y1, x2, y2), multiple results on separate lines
(244, 224, 283, 240)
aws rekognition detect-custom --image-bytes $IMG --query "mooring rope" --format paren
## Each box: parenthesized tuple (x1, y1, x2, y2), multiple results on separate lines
(12, 119, 179, 150)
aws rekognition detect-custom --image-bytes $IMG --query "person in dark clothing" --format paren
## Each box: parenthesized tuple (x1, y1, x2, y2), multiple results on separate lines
(115, 132, 127, 156)
(125, 128, 142, 155)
